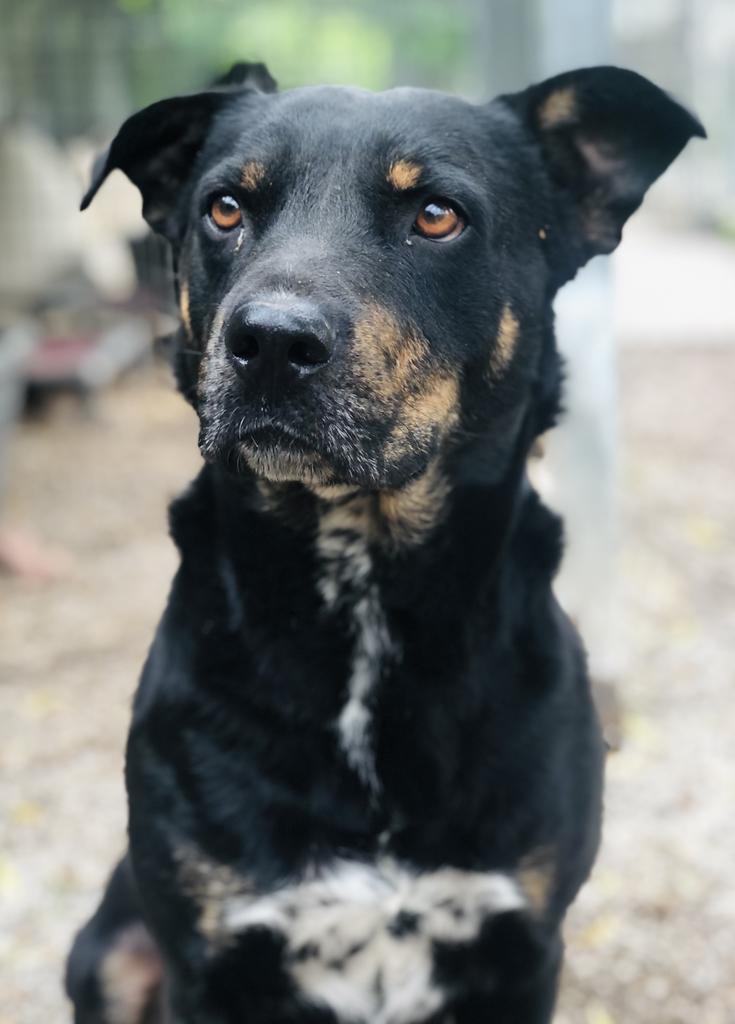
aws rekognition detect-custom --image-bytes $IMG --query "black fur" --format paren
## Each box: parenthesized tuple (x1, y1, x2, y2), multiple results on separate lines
(67, 63, 703, 1024)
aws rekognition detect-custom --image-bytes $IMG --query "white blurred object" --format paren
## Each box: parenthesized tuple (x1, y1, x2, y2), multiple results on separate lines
(0, 319, 37, 497)
(536, 261, 623, 684)
(0, 125, 83, 304)
(614, 215, 735, 345)
(0, 125, 145, 310)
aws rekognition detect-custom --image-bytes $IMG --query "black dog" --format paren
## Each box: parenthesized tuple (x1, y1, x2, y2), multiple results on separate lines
(66, 62, 703, 1024)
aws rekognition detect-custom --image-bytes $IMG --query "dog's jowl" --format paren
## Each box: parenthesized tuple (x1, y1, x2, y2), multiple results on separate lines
(66, 62, 703, 1024)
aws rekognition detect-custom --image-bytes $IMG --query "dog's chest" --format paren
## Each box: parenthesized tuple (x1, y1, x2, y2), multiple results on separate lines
(188, 853, 526, 1024)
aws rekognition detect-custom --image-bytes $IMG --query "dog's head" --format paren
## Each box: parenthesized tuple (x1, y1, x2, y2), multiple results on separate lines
(84, 64, 702, 490)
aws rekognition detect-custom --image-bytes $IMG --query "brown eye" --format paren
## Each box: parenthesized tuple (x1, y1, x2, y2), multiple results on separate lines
(414, 199, 464, 241)
(210, 195, 242, 231)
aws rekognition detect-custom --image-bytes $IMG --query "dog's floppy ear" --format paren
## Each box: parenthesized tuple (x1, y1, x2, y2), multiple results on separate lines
(80, 61, 277, 239)
(501, 66, 704, 282)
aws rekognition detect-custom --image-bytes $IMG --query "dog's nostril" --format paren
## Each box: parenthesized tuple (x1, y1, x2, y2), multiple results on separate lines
(288, 336, 331, 369)
(229, 334, 260, 361)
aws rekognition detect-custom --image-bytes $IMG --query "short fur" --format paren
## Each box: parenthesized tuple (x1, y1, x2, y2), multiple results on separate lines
(67, 63, 703, 1024)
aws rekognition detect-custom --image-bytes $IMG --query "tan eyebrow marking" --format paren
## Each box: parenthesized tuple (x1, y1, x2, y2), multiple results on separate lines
(240, 160, 266, 191)
(489, 304, 520, 376)
(538, 87, 577, 130)
(386, 159, 423, 191)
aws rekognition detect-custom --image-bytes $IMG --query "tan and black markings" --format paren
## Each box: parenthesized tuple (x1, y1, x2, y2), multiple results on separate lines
(488, 303, 520, 378)
(351, 304, 460, 470)
(311, 463, 450, 550)
(376, 458, 450, 548)
(382, 373, 459, 469)
(178, 281, 192, 338)
(240, 159, 266, 191)
(537, 86, 577, 130)
(195, 309, 229, 454)
(177, 845, 251, 948)
(351, 304, 427, 400)
(314, 461, 452, 784)
(181, 847, 526, 1024)
(386, 159, 422, 191)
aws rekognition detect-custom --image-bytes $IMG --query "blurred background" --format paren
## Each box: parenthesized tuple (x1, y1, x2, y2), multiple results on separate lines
(0, 1, 733, 1022)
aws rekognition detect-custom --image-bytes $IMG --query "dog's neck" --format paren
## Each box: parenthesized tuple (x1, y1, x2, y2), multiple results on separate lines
(187, 405, 556, 615)
(169, 409, 562, 789)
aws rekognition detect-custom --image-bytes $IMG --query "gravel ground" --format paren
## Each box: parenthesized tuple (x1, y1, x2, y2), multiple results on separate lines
(1, 347, 733, 1024)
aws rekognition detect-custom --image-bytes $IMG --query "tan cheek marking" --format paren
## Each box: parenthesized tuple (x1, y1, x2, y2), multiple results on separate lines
(240, 160, 266, 191)
(352, 304, 459, 467)
(489, 304, 520, 377)
(538, 87, 577, 129)
(179, 282, 192, 337)
(407, 373, 460, 430)
(378, 459, 450, 547)
(384, 372, 460, 463)
(387, 159, 422, 191)
(352, 304, 428, 401)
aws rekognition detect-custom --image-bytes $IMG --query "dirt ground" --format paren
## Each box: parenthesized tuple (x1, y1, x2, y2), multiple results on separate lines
(1, 347, 733, 1024)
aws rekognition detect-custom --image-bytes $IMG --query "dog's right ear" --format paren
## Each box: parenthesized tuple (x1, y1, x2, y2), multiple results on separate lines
(81, 61, 277, 240)
(499, 66, 704, 286)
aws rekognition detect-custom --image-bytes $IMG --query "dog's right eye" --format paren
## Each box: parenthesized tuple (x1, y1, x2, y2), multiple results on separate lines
(209, 195, 242, 231)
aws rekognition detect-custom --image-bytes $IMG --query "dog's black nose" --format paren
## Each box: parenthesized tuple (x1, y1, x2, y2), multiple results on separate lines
(225, 298, 334, 386)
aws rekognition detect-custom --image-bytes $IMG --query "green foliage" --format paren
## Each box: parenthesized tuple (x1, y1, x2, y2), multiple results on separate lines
(115, 0, 471, 98)
(221, 3, 393, 89)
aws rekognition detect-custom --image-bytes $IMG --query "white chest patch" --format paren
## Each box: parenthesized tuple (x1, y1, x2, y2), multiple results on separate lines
(222, 858, 526, 1024)
(316, 500, 392, 790)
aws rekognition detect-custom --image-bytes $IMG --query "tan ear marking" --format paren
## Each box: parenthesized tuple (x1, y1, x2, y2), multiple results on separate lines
(489, 304, 520, 377)
(538, 87, 577, 129)
(387, 159, 422, 191)
(240, 160, 266, 191)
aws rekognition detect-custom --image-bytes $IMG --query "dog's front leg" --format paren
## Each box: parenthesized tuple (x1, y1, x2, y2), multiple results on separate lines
(66, 854, 164, 1024)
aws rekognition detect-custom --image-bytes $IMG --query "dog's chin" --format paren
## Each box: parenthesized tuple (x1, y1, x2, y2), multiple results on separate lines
(239, 443, 336, 486)
(199, 421, 438, 492)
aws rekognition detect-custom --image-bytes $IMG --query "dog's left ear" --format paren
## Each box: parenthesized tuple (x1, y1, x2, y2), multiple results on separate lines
(81, 61, 277, 240)
(500, 66, 705, 283)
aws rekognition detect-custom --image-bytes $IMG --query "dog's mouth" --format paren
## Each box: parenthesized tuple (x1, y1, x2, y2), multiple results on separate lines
(207, 417, 337, 485)
(239, 421, 313, 449)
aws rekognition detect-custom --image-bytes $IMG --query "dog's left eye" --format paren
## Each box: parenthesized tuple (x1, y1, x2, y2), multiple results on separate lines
(414, 199, 465, 241)
(209, 195, 242, 231)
